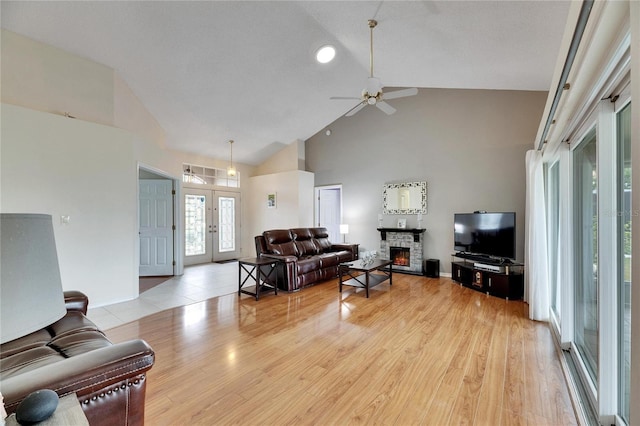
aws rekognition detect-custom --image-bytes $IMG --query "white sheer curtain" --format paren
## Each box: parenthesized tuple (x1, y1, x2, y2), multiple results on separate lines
(525, 150, 550, 321)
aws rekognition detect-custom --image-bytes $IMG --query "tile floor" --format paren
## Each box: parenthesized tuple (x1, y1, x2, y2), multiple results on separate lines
(87, 262, 238, 330)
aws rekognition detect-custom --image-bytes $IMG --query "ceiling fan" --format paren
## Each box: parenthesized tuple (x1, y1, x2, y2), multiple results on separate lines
(331, 19, 418, 117)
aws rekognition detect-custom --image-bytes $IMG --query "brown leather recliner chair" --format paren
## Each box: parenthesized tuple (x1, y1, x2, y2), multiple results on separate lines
(0, 291, 154, 426)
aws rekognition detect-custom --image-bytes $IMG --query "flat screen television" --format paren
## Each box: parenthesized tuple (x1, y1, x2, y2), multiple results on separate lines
(454, 212, 516, 260)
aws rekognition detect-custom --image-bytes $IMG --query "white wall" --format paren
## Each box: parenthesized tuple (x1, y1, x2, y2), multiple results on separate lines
(1, 30, 115, 126)
(306, 88, 547, 272)
(0, 31, 257, 307)
(297, 171, 315, 227)
(253, 139, 305, 176)
(1, 104, 138, 304)
(247, 170, 314, 255)
(1, 29, 168, 149)
(0, 103, 258, 307)
(114, 74, 167, 149)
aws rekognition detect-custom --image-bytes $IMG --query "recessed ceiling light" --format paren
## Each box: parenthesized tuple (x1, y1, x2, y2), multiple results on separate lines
(316, 45, 336, 64)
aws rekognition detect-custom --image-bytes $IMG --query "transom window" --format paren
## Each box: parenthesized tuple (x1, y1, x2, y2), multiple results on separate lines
(183, 164, 239, 188)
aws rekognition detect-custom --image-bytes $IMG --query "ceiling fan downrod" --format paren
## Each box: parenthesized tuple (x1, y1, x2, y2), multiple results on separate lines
(368, 19, 377, 78)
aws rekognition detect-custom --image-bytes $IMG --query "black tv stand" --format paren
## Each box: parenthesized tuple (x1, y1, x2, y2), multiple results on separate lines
(451, 253, 524, 300)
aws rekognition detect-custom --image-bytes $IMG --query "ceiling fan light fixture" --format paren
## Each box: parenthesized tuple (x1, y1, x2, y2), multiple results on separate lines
(366, 77, 382, 96)
(315, 45, 336, 64)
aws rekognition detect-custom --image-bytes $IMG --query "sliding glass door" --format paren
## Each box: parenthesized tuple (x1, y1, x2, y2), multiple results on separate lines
(547, 162, 561, 321)
(617, 102, 631, 422)
(558, 98, 632, 422)
(573, 128, 599, 386)
(541, 10, 631, 420)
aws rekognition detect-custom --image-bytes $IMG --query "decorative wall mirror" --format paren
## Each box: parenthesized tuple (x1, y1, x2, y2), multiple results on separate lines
(382, 181, 427, 214)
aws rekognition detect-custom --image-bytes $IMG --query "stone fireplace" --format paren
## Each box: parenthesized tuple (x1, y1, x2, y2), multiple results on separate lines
(378, 228, 425, 275)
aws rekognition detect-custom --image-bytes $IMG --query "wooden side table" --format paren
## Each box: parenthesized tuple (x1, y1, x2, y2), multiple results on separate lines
(238, 257, 280, 300)
(5, 393, 88, 426)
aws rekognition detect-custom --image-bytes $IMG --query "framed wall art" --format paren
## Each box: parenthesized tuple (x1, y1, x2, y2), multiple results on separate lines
(267, 193, 277, 209)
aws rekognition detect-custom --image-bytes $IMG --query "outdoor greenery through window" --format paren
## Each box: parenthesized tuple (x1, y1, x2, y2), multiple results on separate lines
(183, 164, 239, 188)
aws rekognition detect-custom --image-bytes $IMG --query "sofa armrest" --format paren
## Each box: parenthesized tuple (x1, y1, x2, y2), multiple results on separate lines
(257, 254, 299, 292)
(0, 339, 155, 413)
(64, 291, 89, 314)
(331, 243, 359, 260)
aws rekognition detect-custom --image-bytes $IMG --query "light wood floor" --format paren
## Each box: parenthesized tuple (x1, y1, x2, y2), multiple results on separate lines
(106, 273, 578, 425)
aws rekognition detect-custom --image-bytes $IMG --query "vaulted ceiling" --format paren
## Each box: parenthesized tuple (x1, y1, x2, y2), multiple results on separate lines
(1, 1, 570, 165)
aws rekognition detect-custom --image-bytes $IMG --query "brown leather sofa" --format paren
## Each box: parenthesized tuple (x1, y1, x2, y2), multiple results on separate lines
(0, 291, 155, 426)
(255, 227, 358, 292)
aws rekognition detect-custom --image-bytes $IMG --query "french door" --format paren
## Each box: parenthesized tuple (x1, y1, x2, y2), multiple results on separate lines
(184, 188, 240, 265)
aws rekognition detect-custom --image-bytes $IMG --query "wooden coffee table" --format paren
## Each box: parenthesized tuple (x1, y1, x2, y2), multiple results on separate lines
(339, 258, 393, 298)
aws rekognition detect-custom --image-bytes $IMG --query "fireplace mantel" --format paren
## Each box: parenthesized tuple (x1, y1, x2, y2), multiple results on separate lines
(377, 228, 425, 242)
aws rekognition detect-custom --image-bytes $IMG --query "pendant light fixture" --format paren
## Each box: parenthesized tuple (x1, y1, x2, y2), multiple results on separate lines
(227, 139, 236, 177)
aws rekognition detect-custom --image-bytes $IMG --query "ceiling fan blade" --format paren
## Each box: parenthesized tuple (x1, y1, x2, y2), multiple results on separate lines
(345, 102, 366, 117)
(383, 87, 418, 100)
(376, 101, 396, 115)
(330, 96, 361, 100)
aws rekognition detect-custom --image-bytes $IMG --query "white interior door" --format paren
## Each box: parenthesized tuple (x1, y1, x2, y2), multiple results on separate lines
(316, 186, 342, 243)
(139, 179, 174, 276)
(184, 188, 240, 265)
